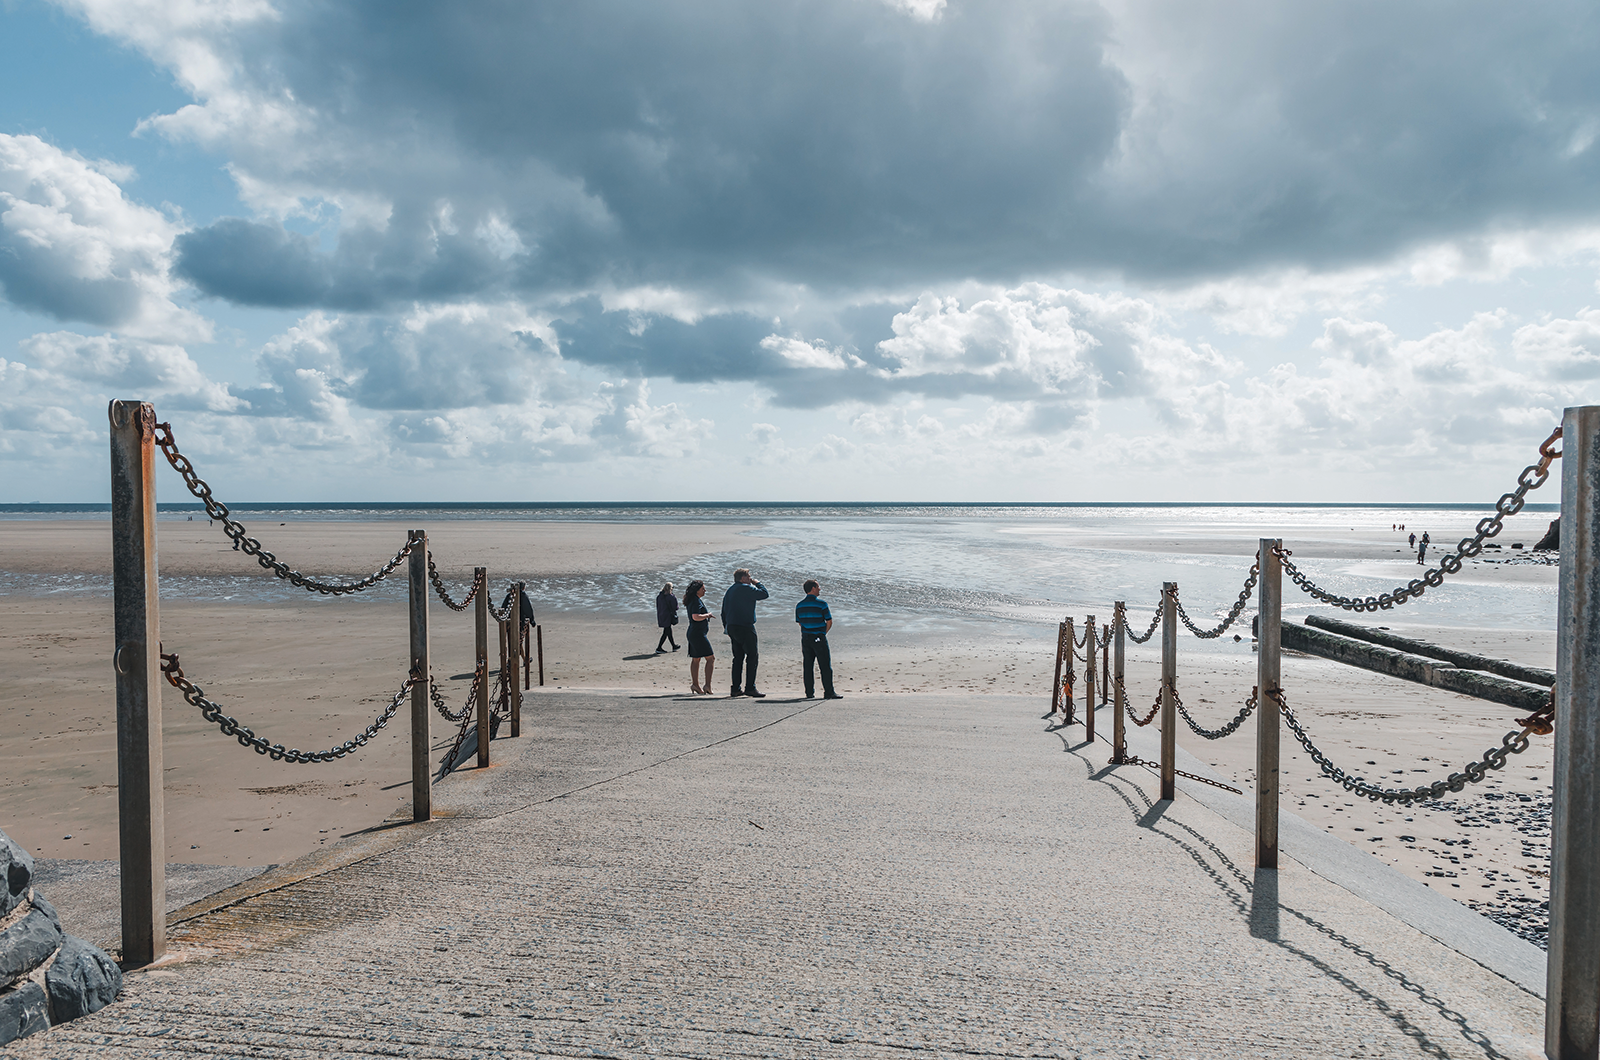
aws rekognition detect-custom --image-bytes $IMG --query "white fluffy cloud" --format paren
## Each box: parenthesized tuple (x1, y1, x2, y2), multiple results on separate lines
(0, 134, 207, 341)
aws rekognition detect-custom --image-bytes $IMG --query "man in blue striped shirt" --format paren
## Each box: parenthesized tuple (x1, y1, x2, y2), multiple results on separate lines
(795, 580, 842, 700)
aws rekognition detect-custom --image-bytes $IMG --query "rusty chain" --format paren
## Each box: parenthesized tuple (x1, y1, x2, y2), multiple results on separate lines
(1174, 686, 1258, 741)
(429, 662, 486, 723)
(1124, 603, 1162, 644)
(428, 557, 482, 612)
(1271, 689, 1554, 805)
(1117, 753, 1244, 795)
(1275, 427, 1562, 613)
(160, 651, 409, 763)
(487, 583, 518, 622)
(153, 421, 415, 595)
(1126, 681, 1161, 727)
(1173, 563, 1258, 639)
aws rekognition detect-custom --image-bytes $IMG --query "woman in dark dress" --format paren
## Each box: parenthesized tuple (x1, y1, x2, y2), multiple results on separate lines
(684, 580, 715, 694)
(656, 583, 680, 652)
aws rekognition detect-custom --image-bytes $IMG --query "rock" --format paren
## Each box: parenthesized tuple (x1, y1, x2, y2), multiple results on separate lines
(0, 833, 30, 918)
(45, 936, 122, 1023)
(0, 981, 49, 1046)
(0, 895, 62, 987)
(1534, 518, 1559, 552)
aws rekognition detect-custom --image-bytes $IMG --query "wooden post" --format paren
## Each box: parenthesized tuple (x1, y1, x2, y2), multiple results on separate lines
(1051, 620, 1066, 717)
(1548, 405, 1600, 1060)
(536, 625, 545, 686)
(108, 400, 165, 966)
(1063, 617, 1076, 727)
(408, 530, 431, 822)
(1112, 601, 1126, 763)
(523, 624, 531, 690)
(1256, 540, 1282, 870)
(509, 584, 523, 737)
(1084, 615, 1097, 742)
(1160, 582, 1177, 801)
(475, 567, 490, 770)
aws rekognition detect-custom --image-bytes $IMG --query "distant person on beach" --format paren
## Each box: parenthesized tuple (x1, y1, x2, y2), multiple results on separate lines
(721, 568, 769, 698)
(1409, 532, 1416, 548)
(655, 582, 680, 653)
(684, 580, 714, 694)
(795, 579, 842, 700)
(1417, 539, 1427, 564)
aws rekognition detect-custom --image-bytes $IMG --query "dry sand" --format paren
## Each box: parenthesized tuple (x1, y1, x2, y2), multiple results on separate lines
(0, 516, 1559, 947)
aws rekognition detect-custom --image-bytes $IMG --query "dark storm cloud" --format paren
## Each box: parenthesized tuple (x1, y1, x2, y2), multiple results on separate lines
(165, 0, 1600, 315)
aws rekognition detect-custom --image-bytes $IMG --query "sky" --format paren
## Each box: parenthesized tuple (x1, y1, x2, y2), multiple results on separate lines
(2, 0, 1600, 503)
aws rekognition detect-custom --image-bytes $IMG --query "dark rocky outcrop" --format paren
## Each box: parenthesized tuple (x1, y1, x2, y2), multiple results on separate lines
(0, 829, 122, 1046)
(1534, 518, 1559, 552)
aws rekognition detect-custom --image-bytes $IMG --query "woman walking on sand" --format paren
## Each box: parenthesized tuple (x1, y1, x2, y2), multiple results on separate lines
(656, 582, 681, 653)
(684, 580, 715, 694)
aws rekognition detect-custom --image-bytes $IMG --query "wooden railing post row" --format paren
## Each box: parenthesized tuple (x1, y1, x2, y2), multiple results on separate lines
(509, 585, 523, 737)
(1112, 601, 1126, 763)
(108, 399, 165, 965)
(408, 530, 431, 821)
(1256, 539, 1282, 869)
(1160, 582, 1177, 801)
(1548, 404, 1600, 1060)
(1084, 615, 1097, 742)
(1063, 617, 1076, 727)
(475, 567, 490, 769)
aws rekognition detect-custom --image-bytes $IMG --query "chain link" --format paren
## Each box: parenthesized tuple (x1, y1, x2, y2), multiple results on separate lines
(1117, 753, 1244, 795)
(428, 556, 482, 612)
(1124, 603, 1162, 644)
(1125, 681, 1161, 727)
(160, 651, 409, 763)
(429, 662, 486, 723)
(153, 421, 415, 595)
(1174, 687, 1258, 741)
(1271, 689, 1554, 805)
(487, 583, 518, 622)
(1274, 427, 1562, 613)
(1173, 564, 1258, 638)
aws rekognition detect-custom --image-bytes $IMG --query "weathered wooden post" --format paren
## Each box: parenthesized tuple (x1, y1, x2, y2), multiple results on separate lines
(408, 530, 431, 821)
(1548, 406, 1599, 1060)
(1256, 540, 1283, 869)
(1084, 615, 1097, 742)
(475, 567, 490, 770)
(509, 585, 523, 737)
(1112, 601, 1126, 763)
(523, 624, 531, 690)
(1160, 582, 1177, 800)
(537, 625, 545, 686)
(1063, 617, 1076, 726)
(108, 400, 165, 965)
(1051, 620, 1067, 717)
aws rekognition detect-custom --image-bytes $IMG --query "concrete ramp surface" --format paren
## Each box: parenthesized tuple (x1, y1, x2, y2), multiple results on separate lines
(6, 692, 1543, 1058)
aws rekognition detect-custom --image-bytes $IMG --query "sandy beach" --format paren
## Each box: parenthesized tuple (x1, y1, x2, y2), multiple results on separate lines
(0, 514, 1558, 948)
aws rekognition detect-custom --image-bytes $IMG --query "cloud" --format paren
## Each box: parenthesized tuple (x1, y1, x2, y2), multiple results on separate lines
(0, 134, 208, 341)
(49, 0, 1600, 320)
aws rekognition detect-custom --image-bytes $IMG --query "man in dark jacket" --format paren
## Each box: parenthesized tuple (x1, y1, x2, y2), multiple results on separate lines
(721, 568, 769, 698)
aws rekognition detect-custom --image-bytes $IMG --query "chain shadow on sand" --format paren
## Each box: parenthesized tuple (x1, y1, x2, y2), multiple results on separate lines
(1052, 725, 1512, 1060)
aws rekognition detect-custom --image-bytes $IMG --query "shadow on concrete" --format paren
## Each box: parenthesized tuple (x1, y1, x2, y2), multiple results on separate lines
(1063, 739, 1512, 1060)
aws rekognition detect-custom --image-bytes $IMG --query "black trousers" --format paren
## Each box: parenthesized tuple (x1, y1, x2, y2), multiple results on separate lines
(801, 632, 834, 697)
(657, 624, 677, 650)
(728, 623, 759, 691)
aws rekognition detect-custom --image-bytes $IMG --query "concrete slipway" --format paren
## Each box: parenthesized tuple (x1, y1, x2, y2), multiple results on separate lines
(4, 692, 1546, 1059)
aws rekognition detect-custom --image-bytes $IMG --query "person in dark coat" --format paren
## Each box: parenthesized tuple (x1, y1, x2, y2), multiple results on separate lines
(655, 583, 680, 652)
(721, 568, 769, 697)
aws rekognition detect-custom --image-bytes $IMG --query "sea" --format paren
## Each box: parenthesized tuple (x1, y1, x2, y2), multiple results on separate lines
(0, 502, 1561, 654)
